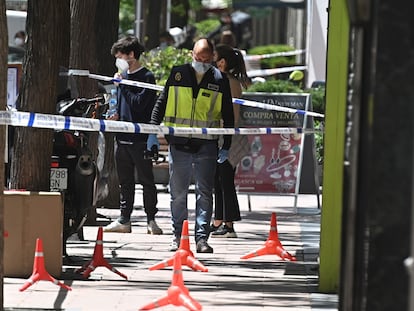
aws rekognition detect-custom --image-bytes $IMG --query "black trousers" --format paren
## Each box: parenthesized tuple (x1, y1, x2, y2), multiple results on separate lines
(116, 142, 158, 221)
(214, 160, 241, 222)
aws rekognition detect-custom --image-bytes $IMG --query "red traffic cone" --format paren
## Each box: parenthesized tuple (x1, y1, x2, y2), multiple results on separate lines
(19, 238, 72, 292)
(76, 227, 128, 280)
(149, 220, 207, 272)
(241, 212, 296, 261)
(140, 252, 202, 311)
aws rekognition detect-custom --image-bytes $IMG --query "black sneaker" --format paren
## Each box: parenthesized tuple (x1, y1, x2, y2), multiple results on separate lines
(196, 239, 213, 253)
(210, 223, 221, 233)
(211, 224, 237, 238)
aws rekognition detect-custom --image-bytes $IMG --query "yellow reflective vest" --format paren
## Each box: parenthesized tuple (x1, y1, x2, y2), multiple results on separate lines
(163, 64, 231, 140)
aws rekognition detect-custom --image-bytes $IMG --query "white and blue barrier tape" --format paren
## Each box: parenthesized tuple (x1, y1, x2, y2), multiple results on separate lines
(232, 96, 323, 118)
(0, 111, 321, 136)
(247, 65, 308, 78)
(66, 70, 165, 92)
(243, 49, 306, 61)
(243, 49, 306, 78)
(67, 70, 324, 118)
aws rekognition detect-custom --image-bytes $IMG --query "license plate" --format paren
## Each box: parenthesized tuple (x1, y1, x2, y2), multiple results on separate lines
(50, 168, 68, 190)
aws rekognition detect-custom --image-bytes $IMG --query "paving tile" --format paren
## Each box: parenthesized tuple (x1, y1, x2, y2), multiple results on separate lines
(3, 192, 337, 311)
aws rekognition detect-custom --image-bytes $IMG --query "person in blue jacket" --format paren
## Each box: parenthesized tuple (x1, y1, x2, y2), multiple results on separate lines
(104, 36, 162, 235)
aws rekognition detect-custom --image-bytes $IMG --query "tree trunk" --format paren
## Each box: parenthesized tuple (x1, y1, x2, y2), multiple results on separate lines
(0, 0, 7, 307)
(70, 0, 98, 98)
(95, 0, 119, 77)
(144, 0, 190, 49)
(70, 0, 99, 222)
(94, 0, 120, 209)
(145, 0, 162, 50)
(10, 0, 70, 190)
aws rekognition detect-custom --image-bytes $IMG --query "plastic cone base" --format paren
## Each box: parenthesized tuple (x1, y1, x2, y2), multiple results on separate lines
(19, 238, 72, 291)
(241, 212, 296, 261)
(148, 220, 208, 272)
(76, 227, 128, 280)
(140, 253, 202, 311)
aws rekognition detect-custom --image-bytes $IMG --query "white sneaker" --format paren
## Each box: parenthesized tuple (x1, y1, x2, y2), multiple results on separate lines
(147, 220, 163, 235)
(103, 220, 131, 233)
(169, 236, 180, 251)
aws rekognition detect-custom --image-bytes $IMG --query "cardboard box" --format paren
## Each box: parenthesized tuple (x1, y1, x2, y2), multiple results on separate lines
(3, 191, 63, 278)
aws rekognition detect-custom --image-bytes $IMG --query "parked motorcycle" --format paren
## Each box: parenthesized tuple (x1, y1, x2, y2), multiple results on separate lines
(51, 94, 108, 255)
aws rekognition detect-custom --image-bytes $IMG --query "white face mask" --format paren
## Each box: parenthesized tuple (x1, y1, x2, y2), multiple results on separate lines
(192, 61, 212, 74)
(14, 37, 24, 47)
(115, 58, 129, 72)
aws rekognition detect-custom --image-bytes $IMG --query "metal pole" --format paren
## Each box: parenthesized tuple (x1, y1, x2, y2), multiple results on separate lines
(135, 0, 142, 38)
(166, 0, 171, 31)
(410, 138, 414, 310)
(305, 0, 312, 88)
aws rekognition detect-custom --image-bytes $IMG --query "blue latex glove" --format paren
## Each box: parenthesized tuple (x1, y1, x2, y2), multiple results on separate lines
(147, 134, 159, 151)
(217, 149, 229, 164)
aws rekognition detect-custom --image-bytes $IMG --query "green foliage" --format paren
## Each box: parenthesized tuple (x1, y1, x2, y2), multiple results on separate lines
(246, 79, 326, 115)
(314, 120, 325, 164)
(171, 2, 189, 17)
(248, 45, 296, 68)
(194, 19, 221, 38)
(305, 85, 325, 164)
(189, 0, 203, 11)
(142, 46, 192, 86)
(304, 85, 325, 114)
(119, 0, 135, 34)
(246, 79, 303, 93)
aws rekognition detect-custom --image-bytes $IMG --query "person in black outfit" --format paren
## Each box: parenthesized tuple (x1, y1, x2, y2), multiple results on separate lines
(211, 44, 250, 238)
(104, 36, 162, 235)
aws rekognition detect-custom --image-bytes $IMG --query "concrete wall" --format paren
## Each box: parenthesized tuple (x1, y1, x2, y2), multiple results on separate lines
(307, 0, 329, 87)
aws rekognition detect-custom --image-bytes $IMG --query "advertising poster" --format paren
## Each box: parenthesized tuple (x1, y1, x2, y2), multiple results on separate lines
(234, 93, 309, 194)
(7, 67, 18, 108)
(7, 64, 22, 109)
(6, 64, 22, 164)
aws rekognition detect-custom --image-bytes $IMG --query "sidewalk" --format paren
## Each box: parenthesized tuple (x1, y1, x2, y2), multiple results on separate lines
(3, 191, 338, 311)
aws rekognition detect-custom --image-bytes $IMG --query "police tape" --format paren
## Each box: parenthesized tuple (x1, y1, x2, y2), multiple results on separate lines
(247, 65, 308, 78)
(232, 97, 323, 118)
(0, 111, 322, 136)
(243, 49, 306, 61)
(67, 69, 324, 118)
(90, 73, 165, 92)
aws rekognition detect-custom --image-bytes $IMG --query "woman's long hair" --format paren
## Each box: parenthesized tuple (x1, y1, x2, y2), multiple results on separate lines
(215, 44, 249, 89)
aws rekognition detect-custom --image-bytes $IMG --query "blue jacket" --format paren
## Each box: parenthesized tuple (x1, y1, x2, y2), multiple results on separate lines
(116, 67, 157, 143)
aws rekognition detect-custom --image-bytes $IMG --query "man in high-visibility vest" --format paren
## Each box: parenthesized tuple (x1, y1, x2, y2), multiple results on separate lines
(150, 38, 234, 253)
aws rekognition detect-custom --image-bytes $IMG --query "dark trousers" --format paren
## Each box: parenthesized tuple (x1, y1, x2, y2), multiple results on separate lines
(116, 142, 158, 222)
(214, 160, 241, 222)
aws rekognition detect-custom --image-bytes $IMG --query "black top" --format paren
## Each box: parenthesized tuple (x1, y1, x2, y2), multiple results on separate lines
(116, 67, 157, 143)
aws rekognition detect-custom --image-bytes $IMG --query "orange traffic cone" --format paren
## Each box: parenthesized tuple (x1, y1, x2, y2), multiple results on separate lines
(19, 238, 72, 291)
(149, 220, 207, 272)
(140, 252, 202, 311)
(76, 227, 128, 280)
(240, 212, 296, 261)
